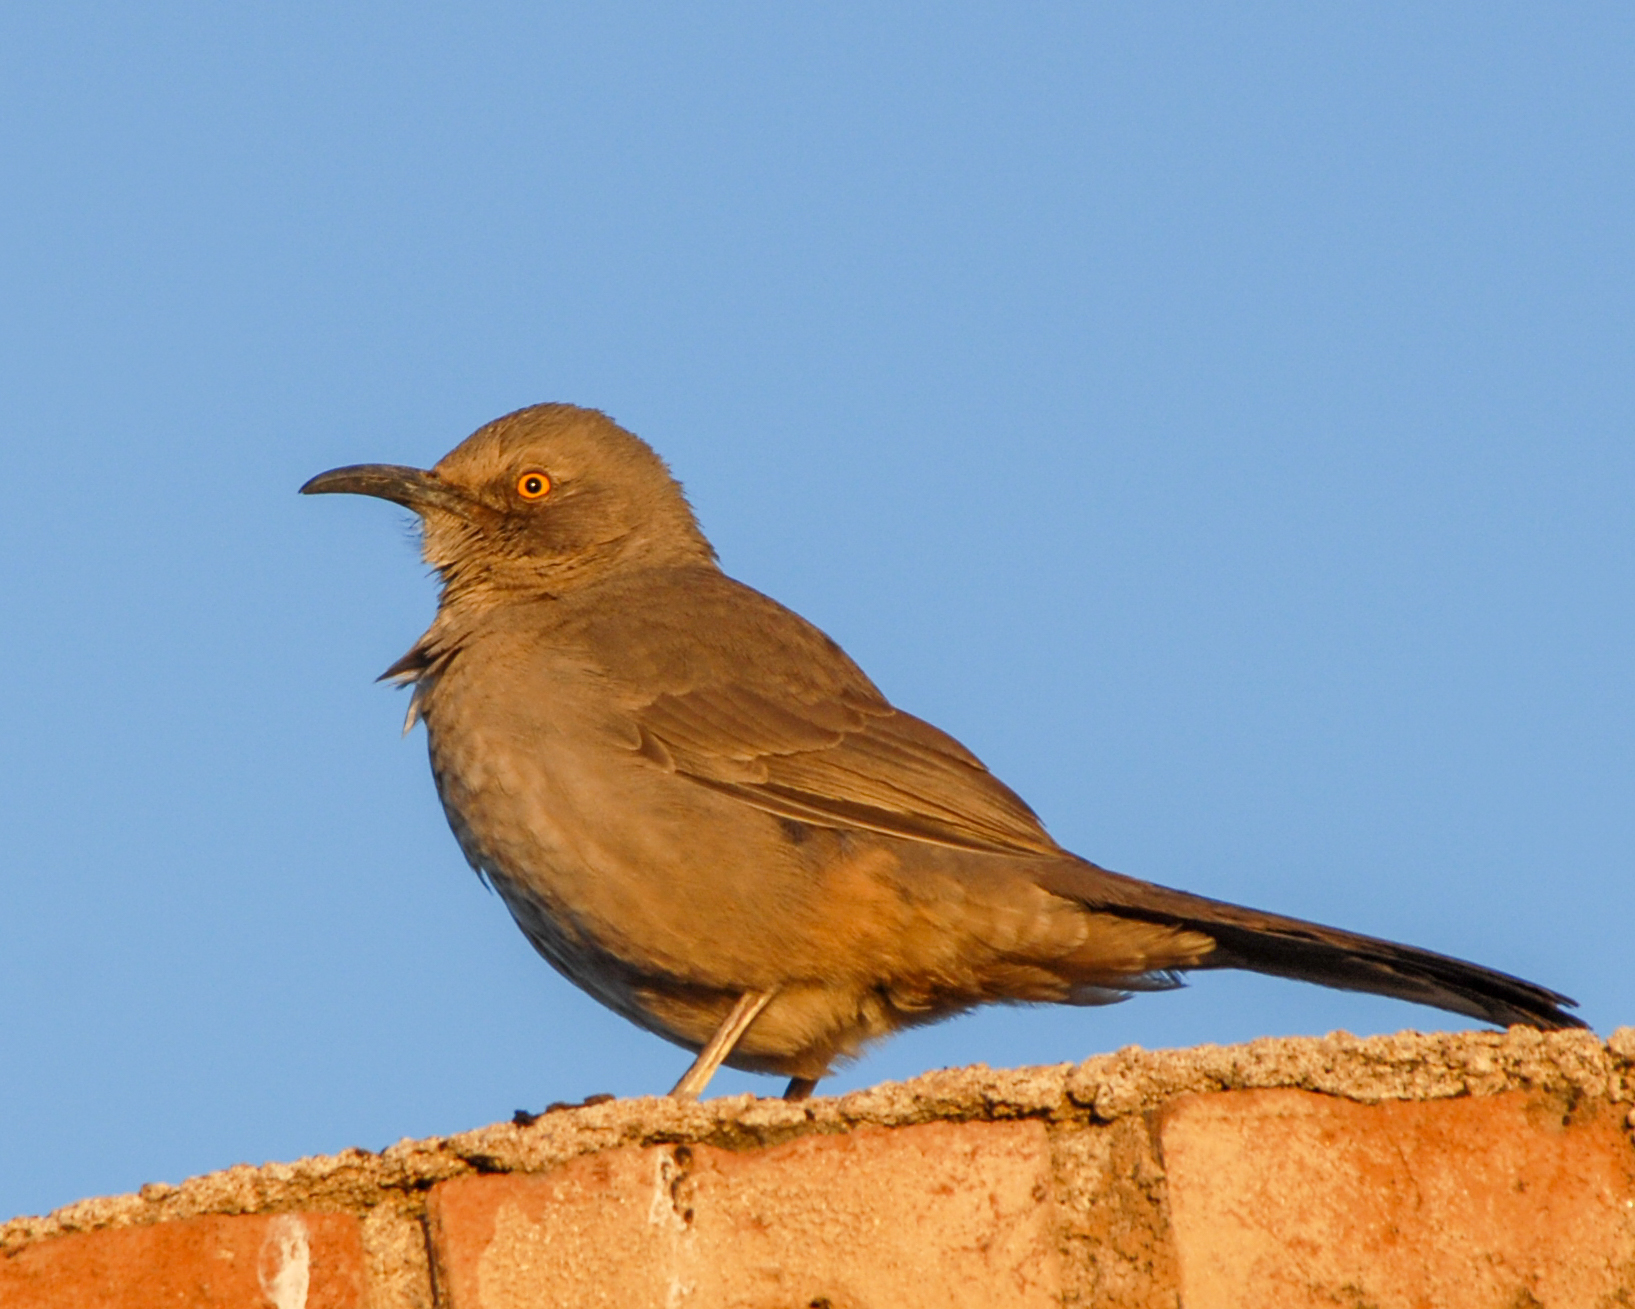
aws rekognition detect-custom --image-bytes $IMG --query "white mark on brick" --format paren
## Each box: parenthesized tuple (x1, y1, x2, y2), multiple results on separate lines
(647, 1147, 697, 1304)
(647, 1149, 689, 1232)
(257, 1214, 311, 1309)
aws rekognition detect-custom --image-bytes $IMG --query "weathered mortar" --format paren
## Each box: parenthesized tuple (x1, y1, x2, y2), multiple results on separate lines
(7, 1025, 1631, 1250)
(6, 1026, 1628, 1300)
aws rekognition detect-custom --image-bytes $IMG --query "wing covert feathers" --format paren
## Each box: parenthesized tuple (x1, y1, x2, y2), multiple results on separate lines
(637, 688, 1060, 856)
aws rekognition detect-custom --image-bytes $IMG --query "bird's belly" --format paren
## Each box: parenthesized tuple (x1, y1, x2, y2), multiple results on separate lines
(482, 858, 686, 1038)
(423, 703, 821, 993)
(424, 724, 712, 1046)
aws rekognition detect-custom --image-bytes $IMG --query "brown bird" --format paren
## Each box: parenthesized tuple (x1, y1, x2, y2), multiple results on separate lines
(302, 403, 1582, 1101)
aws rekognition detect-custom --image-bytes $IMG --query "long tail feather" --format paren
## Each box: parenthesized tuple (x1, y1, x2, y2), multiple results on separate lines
(1038, 859, 1583, 1030)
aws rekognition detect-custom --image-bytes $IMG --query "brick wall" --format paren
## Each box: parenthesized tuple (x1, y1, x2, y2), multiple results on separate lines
(5, 1027, 1634, 1308)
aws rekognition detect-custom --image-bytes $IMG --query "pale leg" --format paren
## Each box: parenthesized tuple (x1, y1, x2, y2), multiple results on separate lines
(669, 990, 776, 1100)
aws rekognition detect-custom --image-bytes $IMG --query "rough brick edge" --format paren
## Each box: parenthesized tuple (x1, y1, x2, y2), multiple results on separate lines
(6, 1026, 1631, 1259)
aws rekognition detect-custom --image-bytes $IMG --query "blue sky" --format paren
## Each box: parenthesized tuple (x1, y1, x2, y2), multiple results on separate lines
(3, 4, 1631, 1222)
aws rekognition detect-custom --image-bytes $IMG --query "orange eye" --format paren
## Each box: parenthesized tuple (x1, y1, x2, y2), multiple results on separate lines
(515, 470, 552, 500)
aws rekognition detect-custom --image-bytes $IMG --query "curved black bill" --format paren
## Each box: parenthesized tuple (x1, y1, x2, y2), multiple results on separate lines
(299, 463, 472, 515)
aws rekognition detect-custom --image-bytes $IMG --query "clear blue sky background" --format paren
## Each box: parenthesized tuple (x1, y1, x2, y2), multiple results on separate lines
(3, 5, 1630, 1223)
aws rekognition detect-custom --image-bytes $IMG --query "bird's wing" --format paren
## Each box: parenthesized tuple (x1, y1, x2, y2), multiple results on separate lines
(563, 566, 1063, 856)
(632, 683, 1062, 856)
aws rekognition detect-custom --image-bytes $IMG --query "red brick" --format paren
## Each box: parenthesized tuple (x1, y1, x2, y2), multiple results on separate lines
(428, 1120, 1060, 1309)
(0, 1212, 365, 1309)
(1159, 1088, 1635, 1309)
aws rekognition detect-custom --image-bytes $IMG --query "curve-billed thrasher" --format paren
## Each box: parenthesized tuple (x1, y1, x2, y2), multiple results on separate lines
(302, 404, 1581, 1101)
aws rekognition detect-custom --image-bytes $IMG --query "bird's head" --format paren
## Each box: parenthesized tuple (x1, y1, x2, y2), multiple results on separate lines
(301, 404, 716, 608)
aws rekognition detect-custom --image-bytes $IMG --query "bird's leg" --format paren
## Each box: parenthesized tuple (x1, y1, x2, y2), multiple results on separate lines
(782, 1077, 818, 1102)
(669, 990, 776, 1100)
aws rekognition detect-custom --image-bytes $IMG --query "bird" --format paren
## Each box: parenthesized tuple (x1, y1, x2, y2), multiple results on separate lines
(301, 403, 1582, 1102)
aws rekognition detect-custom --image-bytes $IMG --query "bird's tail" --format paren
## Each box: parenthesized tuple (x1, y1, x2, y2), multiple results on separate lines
(1036, 859, 1584, 1030)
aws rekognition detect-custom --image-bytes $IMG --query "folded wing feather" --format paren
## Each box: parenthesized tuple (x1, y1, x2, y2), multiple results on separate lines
(634, 685, 1061, 856)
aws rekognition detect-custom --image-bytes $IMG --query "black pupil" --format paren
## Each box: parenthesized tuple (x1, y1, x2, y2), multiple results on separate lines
(524, 476, 543, 495)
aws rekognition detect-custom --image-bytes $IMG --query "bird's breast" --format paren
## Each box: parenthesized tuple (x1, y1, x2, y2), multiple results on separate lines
(415, 646, 829, 989)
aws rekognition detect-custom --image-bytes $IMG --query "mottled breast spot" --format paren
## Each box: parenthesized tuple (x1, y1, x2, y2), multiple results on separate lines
(777, 816, 812, 845)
